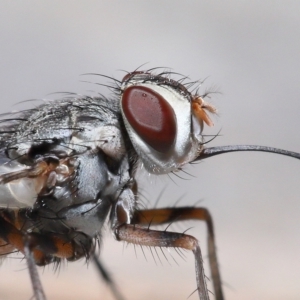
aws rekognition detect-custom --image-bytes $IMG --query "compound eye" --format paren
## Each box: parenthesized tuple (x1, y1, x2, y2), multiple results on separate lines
(121, 86, 177, 153)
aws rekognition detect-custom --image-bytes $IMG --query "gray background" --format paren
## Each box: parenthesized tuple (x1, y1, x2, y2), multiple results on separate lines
(0, 2, 299, 300)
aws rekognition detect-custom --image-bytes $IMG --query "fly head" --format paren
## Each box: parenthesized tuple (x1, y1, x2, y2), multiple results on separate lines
(119, 71, 216, 174)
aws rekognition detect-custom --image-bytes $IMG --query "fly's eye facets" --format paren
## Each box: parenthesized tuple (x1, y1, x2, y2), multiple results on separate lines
(121, 86, 177, 153)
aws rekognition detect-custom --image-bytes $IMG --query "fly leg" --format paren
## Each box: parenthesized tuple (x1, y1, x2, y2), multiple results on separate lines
(114, 223, 209, 300)
(0, 212, 47, 300)
(131, 207, 224, 300)
(24, 239, 46, 300)
(93, 254, 126, 300)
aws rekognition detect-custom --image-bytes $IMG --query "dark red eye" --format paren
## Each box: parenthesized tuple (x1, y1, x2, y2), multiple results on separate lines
(121, 86, 177, 153)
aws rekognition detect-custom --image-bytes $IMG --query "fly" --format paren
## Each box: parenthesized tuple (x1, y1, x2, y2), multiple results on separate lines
(0, 68, 299, 300)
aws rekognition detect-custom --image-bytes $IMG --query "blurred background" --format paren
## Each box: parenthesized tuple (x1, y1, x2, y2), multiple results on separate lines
(0, 2, 299, 300)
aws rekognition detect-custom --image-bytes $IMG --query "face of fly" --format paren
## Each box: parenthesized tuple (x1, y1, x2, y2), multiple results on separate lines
(119, 71, 216, 174)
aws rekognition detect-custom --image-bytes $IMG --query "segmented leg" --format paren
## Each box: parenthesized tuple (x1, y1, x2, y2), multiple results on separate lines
(131, 207, 224, 300)
(24, 240, 46, 300)
(0, 212, 47, 299)
(114, 224, 209, 300)
(93, 254, 126, 300)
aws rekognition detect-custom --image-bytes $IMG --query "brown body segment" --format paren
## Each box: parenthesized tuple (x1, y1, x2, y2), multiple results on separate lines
(0, 208, 90, 265)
